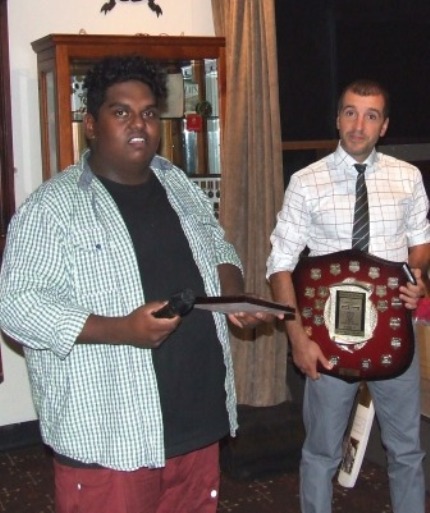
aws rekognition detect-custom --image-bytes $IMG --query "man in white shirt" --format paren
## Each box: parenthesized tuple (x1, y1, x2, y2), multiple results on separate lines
(267, 79, 430, 513)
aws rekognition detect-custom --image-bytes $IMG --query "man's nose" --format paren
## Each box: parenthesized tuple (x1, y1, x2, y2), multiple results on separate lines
(129, 112, 146, 129)
(354, 115, 365, 131)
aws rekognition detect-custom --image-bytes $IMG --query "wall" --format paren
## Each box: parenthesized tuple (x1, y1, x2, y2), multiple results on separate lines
(0, 0, 214, 427)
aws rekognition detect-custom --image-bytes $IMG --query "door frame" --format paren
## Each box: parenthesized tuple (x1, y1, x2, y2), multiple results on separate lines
(0, 0, 15, 262)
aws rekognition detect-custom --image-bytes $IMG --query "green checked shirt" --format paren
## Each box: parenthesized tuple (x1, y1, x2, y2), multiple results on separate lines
(0, 151, 241, 471)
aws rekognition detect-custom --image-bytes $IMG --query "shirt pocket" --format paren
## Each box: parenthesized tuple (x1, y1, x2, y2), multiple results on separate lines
(69, 228, 121, 309)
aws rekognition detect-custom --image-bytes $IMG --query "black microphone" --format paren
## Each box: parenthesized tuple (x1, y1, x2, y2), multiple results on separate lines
(152, 288, 196, 318)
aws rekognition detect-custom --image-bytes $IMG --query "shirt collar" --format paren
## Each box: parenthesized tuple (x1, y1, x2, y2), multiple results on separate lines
(76, 150, 173, 191)
(77, 149, 94, 191)
(334, 142, 378, 171)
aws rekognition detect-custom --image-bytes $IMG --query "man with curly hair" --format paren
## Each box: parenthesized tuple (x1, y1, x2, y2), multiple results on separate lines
(0, 56, 274, 513)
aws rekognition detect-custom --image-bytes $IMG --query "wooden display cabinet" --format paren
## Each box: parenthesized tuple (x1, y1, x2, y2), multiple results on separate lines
(31, 34, 225, 213)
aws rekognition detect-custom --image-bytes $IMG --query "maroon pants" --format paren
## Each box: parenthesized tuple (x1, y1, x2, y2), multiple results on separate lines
(54, 443, 220, 513)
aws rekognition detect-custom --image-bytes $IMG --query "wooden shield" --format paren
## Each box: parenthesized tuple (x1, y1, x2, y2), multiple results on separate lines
(293, 249, 414, 380)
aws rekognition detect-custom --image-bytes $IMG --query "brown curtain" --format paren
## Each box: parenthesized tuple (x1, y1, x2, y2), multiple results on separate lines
(211, 0, 288, 405)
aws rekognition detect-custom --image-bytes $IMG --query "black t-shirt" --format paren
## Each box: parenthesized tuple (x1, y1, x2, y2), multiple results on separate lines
(98, 172, 229, 458)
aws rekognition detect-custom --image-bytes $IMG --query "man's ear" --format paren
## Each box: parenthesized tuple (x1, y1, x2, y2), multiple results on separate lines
(83, 113, 96, 141)
(380, 117, 389, 137)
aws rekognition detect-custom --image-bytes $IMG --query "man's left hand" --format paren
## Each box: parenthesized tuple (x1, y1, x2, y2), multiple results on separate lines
(399, 267, 425, 310)
(227, 310, 284, 329)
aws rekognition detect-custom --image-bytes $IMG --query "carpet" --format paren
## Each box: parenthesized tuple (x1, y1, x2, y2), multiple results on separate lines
(1, 443, 429, 513)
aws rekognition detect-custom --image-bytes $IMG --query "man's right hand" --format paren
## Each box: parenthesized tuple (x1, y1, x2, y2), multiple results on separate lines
(125, 302, 182, 348)
(78, 301, 182, 349)
(269, 270, 333, 379)
(290, 334, 333, 380)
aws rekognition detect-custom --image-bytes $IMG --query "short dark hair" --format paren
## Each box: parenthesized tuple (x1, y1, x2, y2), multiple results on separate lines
(338, 79, 390, 119)
(83, 55, 168, 119)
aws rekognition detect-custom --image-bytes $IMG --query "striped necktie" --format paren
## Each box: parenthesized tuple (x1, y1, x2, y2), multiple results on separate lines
(352, 163, 369, 252)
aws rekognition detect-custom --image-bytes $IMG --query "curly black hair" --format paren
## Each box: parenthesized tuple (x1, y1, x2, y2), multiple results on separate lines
(83, 55, 168, 119)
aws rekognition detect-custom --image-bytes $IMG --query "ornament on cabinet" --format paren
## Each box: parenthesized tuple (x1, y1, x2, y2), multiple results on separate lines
(71, 76, 87, 121)
(100, 0, 163, 17)
(196, 100, 213, 118)
(185, 113, 203, 132)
